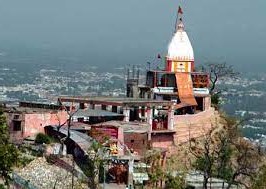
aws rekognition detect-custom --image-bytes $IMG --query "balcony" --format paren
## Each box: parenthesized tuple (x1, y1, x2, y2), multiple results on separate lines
(146, 70, 209, 89)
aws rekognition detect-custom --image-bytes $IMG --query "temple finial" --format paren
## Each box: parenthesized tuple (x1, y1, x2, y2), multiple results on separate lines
(175, 6, 184, 32)
(178, 6, 183, 15)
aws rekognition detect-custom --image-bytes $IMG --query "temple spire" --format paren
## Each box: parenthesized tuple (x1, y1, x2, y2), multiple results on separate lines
(175, 6, 184, 32)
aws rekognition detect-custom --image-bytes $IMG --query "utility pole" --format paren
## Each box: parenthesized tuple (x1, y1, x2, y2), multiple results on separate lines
(72, 155, 74, 189)
(128, 157, 134, 189)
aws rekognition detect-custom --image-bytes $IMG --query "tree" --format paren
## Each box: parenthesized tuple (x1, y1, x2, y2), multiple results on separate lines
(87, 141, 104, 189)
(0, 105, 19, 187)
(189, 115, 262, 189)
(57, 99, 79, 139)
(189, 130, 215, 189)
(200, 62, 239, 96)
(78, 141, 108, 189)
(144, 149, 186, 189)
(144, 150, 165, 188)
(226, 139, 261, 189)
(165, 172, 186, 189)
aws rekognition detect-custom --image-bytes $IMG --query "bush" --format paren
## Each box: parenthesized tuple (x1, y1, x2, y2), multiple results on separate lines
(35, 133, 51, 144)
(165, 174, 186, 189)
(211, 93, 220, 106)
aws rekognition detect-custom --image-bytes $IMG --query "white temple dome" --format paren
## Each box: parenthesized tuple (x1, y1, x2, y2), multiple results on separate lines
(167, 20, 194, 61)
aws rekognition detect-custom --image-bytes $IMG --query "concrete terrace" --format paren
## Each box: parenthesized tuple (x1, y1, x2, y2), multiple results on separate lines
(58, 96, 174, 107)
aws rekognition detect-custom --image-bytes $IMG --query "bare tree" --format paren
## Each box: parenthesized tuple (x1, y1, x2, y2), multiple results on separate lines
(189, 130, 215, 189)
(200, 62, 239, 95)
(55, 101, 79, 155)
(57, 99, 79, 138)
(226, 139, 261, 189)
(189, 115, 262, 189)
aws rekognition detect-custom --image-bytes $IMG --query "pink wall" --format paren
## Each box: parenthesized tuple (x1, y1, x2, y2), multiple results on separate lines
(173, 108, 215, 144)
(151, 134, 174, 149)
(9, 110, 68, 139)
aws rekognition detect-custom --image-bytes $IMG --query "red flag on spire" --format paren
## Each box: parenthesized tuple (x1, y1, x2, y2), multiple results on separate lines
(178, 6, 183, 14)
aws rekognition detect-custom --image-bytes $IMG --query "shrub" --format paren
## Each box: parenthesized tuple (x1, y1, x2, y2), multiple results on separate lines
(35, 133, 51, 144)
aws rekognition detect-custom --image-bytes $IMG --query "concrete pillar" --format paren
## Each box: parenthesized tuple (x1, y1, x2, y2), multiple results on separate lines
(102, 105, 107, 110)
(89, 103, 95, 109)
(112, 106, 118, 113)
(204, 96, 211, 111)
(146, 107, 153, 125)
(123, 108, 130, 122)
(128, 158, 134, 189)
(117, 106, 123, 114)
(106, 105, 112, 112)
(167, 107, 174, 130)
(138, 106, 142, 120)
(147, 107, 153, 141)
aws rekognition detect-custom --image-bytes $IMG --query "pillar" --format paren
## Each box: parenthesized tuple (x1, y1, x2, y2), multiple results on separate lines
(128, 158, 134, 189)
(167, 106, 174, 130)
(204, 96, 211, 110)
(138, 106, 142, 120)
(89, 103, 95, 109)
(123, 107, 130, 122)
(146, 107, 153, 141)
(146, 107, 153, 126)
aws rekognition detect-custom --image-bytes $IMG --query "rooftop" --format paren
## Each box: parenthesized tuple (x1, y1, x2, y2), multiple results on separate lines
(4, 106, 61, 114)
(74, 108, 123, 118)
(59, 96, 174, 107)
(92, 121, 150, 134)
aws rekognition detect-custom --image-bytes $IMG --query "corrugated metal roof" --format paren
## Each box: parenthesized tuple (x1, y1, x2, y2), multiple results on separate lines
(53, 127, 93, 152)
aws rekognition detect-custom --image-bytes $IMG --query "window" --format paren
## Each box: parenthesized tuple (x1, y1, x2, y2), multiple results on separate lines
(77, 117, 84, 122)
(13, 121, 22, 131)
(13, 114, 20, 120)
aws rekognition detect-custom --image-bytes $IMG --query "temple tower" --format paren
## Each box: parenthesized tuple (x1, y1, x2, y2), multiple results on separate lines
(166, 6, 195, 73)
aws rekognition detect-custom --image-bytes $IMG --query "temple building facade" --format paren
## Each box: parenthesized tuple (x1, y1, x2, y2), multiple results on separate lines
(55, 7, 215, 156)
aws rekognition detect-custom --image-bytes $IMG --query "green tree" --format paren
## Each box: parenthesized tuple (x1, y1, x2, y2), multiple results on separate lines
(165, 174, 186, 189)
(35, 133, 52, 144)
(79, 141, 107, 189)
(0, 106, 19, 187)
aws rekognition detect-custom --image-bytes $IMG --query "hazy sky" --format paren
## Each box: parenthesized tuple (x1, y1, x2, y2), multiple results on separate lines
(0, 0, 265, 72)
